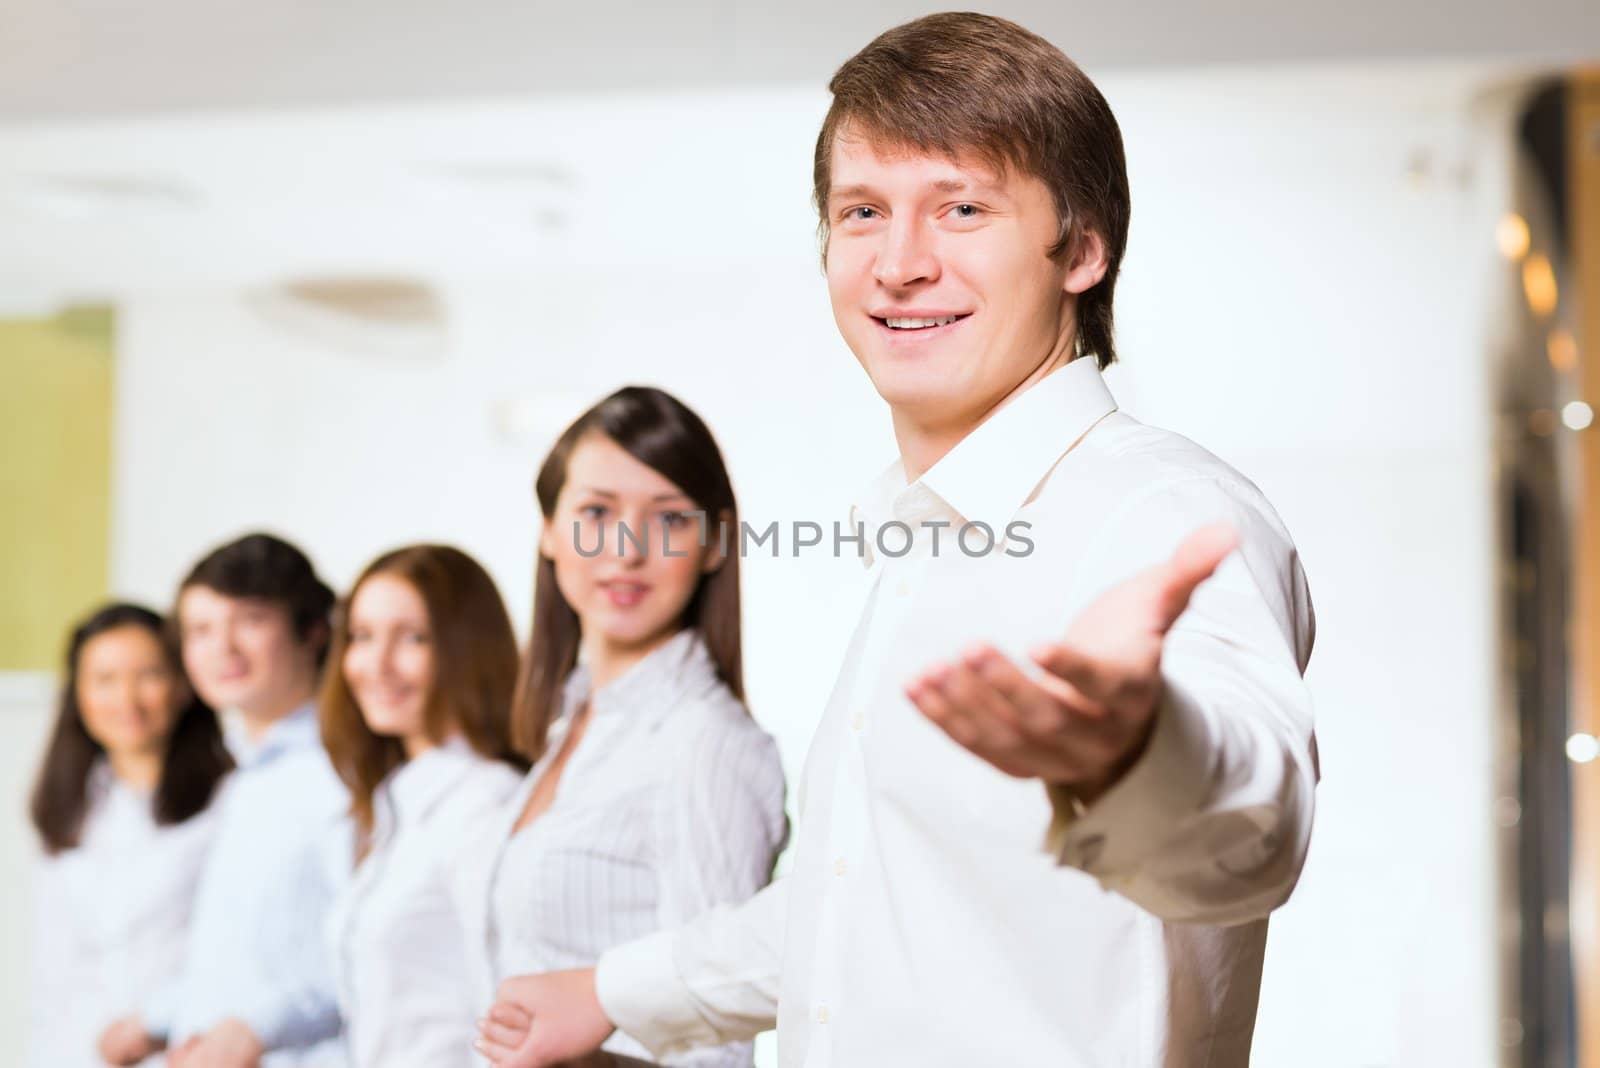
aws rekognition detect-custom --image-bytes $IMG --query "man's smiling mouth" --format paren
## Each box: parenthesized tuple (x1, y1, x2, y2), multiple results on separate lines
(873, 313, 973, 331)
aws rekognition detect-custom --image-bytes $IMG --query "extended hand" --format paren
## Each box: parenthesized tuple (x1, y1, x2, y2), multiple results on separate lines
(476, 968, 614, 1068)
(905, 523, 1236, 800)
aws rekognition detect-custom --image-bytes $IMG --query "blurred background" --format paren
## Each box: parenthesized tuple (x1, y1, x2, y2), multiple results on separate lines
(2, 1, 1598, 1065)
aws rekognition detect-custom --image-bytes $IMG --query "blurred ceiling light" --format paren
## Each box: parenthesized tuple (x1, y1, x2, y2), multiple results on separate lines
(18, 173, 201, 218)
(1529, 408, 1559, 437)
(1521, 253, 1558, 318)
(1567, 732, 1600, 764)
(1547, 329, 1578, 373)
(1495, 213, 1530, 261)
(1561, 400, 1593, 431)
(245, 277, 447, 362)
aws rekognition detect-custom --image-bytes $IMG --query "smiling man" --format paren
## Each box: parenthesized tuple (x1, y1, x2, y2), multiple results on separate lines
(102, 533, 348, 1068)
(479, 13, 1318, 1067)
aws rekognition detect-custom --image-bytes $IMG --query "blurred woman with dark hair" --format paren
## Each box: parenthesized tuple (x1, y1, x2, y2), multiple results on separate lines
(320, 544, 526, 1068)
(458, 386, 789, 1068)
(27, 602, 233, 1067)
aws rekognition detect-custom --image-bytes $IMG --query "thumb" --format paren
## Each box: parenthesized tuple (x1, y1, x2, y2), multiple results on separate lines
(1152, 523, 1237, 633)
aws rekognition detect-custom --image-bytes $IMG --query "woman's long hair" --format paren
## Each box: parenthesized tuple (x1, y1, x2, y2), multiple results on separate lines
(29, 603, 233, 855)
(512, 386, 744, 763)
(320, 545, 526, 855)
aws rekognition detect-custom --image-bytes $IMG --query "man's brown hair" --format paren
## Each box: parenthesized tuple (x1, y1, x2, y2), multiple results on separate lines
(813, 12, 1131, 368)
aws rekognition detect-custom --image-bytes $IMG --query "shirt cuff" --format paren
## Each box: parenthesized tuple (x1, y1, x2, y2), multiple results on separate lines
(597, 930, 722, 1058)
(1045, 676, 1215, 880)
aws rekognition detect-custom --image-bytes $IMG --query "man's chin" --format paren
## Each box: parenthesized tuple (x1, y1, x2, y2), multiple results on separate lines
(869, 371, 970, 421)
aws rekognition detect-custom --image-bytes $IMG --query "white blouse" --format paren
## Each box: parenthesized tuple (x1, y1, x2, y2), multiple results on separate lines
(325, 739, 522, 1068)
(452, 629, 788, 1067)
(27, 763, 223, 1068)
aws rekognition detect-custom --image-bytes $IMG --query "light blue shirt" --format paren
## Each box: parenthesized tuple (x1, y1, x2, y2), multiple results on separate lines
(145, 702, 349, 1053)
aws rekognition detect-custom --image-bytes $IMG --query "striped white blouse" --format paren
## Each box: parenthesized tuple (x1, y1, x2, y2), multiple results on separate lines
(451, 628, 788, 1067)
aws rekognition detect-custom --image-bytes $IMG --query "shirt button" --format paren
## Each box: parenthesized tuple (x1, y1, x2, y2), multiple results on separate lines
(894, 579, 912, 598)
(851, 712, 866, 732)
(833, 857, 848, 876)
(816, 1004, 830, 1025)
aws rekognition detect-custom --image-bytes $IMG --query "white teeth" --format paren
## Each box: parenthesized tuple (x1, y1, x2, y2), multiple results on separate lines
(884, 315, 960, 329)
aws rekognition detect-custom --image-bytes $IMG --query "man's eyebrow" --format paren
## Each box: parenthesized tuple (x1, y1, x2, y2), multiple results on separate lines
(932, 177, 1007, 197)
(827, 183, 876, 204)
(828, 178, 1006, 203)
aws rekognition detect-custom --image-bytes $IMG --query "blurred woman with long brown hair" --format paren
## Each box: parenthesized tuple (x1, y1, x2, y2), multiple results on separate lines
(320, 543, 527, 1068)
(457, 386, 789, 1068)
(27, 602, 232, 1067)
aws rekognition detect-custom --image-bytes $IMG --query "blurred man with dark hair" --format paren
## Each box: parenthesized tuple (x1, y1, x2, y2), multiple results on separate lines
(100, 534, 348, 1068)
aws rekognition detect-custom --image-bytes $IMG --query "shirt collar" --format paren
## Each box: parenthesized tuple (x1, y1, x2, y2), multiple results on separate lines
(383, 735, 479, 825)
(851, 358, 1117, 567)
(225, 700, 321, 769)
(560, 628, 716, 724)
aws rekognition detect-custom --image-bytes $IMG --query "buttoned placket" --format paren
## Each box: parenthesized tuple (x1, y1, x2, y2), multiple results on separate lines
(803, 485, 947, 1067)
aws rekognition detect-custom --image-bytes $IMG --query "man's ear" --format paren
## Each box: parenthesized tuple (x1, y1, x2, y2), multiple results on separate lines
(307, 619, 332, 663)
(1062, 229, 1109, 296)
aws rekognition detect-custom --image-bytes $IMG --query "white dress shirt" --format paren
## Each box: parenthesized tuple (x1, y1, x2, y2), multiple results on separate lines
(452, 629, 789, 1068)
(326, 738, 522, 1068)
(595, 358, 1319, 1067)
(27, 763, 221, 1068)
(153, 703, 351, 1066)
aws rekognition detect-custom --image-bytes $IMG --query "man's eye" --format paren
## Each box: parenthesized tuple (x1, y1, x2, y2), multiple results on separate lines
(845, 206, 879, 221)
(953, 203, 980, 218)
(579, 505, 608, 520)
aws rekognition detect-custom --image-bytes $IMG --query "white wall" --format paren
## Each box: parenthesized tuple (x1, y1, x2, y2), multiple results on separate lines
(2, 64, 1521, 1066)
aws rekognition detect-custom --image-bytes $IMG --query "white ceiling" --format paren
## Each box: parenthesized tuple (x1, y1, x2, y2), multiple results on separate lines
(0, 61, 1524, 308)
(0, 0, 1583, 308)
(1, 0, 1595, 120)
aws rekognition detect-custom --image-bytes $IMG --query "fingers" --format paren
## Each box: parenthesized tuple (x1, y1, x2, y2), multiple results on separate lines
(1030, 641, 1103, 697)
(910, 648, 1022, 748)
(967, 645, 1089, 734)
(908, 645, 1105, 778)
(479, 1018, 528, 1051)
(474, 1035, 518, 1065)
(489, 1002, 533, 1029)
(1153, 522, 1236, 632)
(476, 1003, 532, 1066)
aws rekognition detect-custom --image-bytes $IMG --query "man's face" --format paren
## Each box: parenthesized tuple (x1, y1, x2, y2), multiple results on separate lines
(824, 130, 1089, 436)
(177, 585, 318, 719)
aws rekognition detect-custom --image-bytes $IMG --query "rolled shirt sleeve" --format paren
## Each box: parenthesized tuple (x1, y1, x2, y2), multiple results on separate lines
(1045, 475, 1319, 925)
